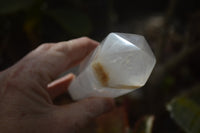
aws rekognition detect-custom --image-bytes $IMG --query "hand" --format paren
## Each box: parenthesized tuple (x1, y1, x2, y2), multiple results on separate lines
(0, 37, 115, 133)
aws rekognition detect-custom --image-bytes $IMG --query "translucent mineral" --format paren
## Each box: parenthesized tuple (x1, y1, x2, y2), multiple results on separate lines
(68, 33, 156, 100)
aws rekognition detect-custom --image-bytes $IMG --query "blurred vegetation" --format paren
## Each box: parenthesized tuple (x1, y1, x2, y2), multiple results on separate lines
(1, 0, 200, 133)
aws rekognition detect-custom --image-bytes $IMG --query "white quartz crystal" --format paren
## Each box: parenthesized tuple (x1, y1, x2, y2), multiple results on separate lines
(68, 33, 156, 100)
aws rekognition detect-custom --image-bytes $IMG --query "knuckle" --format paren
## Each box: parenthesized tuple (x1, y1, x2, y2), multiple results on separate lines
(80, 37, 92, 43)
(38, 43, 53, 51)
(53, 42, 69, 55)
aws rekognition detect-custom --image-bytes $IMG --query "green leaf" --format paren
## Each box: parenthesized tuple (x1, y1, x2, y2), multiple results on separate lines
(167, 97, 200, 133)
(46, 9, 92, 36)
(0, 0, 35, 15)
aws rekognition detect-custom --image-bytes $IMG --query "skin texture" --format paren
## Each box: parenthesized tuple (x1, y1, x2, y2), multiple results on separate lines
(0, 37, 115, 133)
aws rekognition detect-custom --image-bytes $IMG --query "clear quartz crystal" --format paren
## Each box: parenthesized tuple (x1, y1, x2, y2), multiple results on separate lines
(68, 33, 156, 100)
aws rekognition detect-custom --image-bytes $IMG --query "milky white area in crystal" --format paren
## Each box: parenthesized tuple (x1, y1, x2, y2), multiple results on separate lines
(68, 33, 156, 100)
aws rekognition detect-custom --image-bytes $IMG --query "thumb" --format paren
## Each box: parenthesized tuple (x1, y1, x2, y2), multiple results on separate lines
(53, 97, 115, 131)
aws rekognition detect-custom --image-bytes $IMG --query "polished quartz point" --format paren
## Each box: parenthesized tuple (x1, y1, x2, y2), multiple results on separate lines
(68, 33, 156, 100)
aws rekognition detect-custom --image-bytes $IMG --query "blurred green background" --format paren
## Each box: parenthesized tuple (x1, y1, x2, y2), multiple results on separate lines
(0, 0, 200, 133)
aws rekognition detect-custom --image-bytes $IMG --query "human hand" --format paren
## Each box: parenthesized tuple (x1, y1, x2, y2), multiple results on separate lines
(0, 37, 115, 133)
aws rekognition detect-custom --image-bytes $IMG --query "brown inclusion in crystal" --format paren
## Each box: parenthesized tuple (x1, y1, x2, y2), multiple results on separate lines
(92, 62, 109, 86)
(92, 62, 140, 89)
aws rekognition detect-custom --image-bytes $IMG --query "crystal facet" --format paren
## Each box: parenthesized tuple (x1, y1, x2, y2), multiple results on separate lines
(68, 33, 156, 100)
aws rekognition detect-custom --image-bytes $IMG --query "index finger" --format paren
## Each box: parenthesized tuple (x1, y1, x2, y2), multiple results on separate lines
(23, 37, 99, 87)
